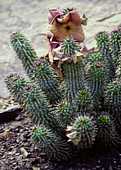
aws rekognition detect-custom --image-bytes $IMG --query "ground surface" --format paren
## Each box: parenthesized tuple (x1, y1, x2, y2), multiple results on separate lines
(1, 113, 121, 170)
(0, 114, 51, 170)
(1, 0, 121, 97)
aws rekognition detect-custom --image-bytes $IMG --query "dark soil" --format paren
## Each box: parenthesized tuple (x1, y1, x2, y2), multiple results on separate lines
(0, 113, 51, 170)
(1, 112, 121, 170)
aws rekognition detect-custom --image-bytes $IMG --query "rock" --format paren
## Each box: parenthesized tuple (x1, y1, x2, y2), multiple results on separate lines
(0, 129, 14, 140)
(32, 167, 41, 170)
(20, 147, 29, 158)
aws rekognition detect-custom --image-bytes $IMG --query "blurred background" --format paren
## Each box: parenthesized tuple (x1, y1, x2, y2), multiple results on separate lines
(0, 0, 121, 98)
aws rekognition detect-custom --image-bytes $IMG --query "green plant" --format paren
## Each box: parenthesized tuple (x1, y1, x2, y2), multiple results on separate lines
(85, 51, 105, 110)
(6, 27, 121, 161)
(61, 37, 80, 56)
(11, 32, 62, 104)
(5, 74, 63, 135)
(11, 32, 37, 74)
(5, 74, 28, 105)
(104, 81, 121, 129)
(96, 31, 115, 81)
(97, 112, 119, 147)
(60, 38, 85, 102)
(74, 88, 93, 112)
(62, 61, 85, 103)
(110, 30, 121, 67)
(32, 58, 63, 103)
(56, 99, 73, 129)
(32, 127, 71, 161)
(66, 115, 97, 149)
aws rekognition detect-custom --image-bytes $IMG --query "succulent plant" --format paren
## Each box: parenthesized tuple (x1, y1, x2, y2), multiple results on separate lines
(10, 32, 63, 104)
(62, 60, 85, 102)
(105, 81, 121, 108)
(85, 51, 105, 110)
(97, 112, 119, 147)
(110, 30, 121, 67)
(60, 37, 86, 103)
(32, 58, 63, 104)
(96, 31, 115, 81)
(11, 32, 37, 74)
(6, 74, 63, 135)
(32, 127, 71, 161)
(74, 88, 93, 112)
(6, 27, 121, 161)
(5, 74, 30, 106)
(104, 81, 121, 127)
(66, 115, 97, 149)
(56, 99, 73, 129)
(61, 37, 80, 56)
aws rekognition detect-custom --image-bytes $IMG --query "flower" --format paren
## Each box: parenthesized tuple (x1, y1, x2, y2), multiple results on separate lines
(48, 8, 87, 44)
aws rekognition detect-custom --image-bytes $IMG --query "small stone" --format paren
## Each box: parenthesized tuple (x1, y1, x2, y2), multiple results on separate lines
(20, 147, 29, 158)
(32, 167, 40, 170)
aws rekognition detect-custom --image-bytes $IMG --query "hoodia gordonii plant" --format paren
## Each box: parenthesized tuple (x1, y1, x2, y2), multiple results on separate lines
(11, 32, 62, 104)
(5, 74, 64, 135)
(96, 112, 120, 147)
(95, 31, 115, 81)
(11, 32, 37, 75)
(110, 30, 121, 68)
(32, 127, 71, 161)
(60, 38, 85, 103)
(66, 115, 97, 149)
(85, 51, 105, 110)
(6, 27, 121, 161)
(32, 58, 63, 103)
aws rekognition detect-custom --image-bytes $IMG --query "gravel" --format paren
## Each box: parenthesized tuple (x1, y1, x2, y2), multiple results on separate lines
(1, 112, 121, 170)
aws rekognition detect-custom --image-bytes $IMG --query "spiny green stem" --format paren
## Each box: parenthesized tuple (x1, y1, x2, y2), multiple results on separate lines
(66, 114, 97, 149)
(11, 32, 37, 74)
(85, 51, 105, 110)
(74, 88, 93, 112)
(32, 127, 71, 161)
(61, 37, 80, 56)
(96, 31, 115, 81)
(5, 74, 63, 134)
(32, 58, 63, 104)
(97, 112, 119, 147)
(110, 30, 121, 68)
(62, 61, 85, 102)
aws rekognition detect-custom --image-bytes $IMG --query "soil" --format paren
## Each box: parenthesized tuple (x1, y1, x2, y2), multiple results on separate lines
(0, 113, 51, 170)
(1, 111, 121, 170)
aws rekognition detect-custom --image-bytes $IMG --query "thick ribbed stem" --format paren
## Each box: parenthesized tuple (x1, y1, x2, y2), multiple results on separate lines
(85, 51, 105, 110)
(32, 127, 71, 161)
(96, 31, 115, 81)
(74, 88, 93, 112)
(32, 59, 63, 104)
(5, 74, 63, 134)
(11, 32, 37, 74)
(66, 114, 97, 149)
(62, 61, 85, 102)
(54, 100, 74, 129)
(11, 32, 62, 104)
(97, 112, 119, 147)
(105, 81, 121, 125)
(110, 30, 121, 68)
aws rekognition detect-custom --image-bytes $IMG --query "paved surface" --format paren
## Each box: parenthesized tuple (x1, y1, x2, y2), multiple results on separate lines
(1, 0, 121, 97)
